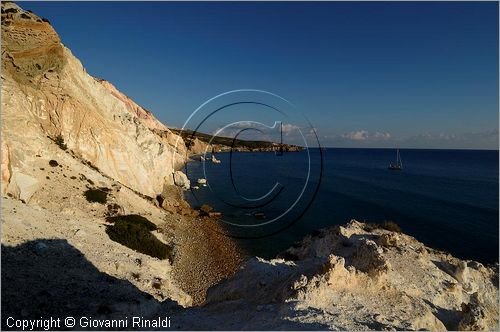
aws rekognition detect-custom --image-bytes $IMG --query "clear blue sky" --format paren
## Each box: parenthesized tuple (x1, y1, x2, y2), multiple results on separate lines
(25, 1, 498, 149)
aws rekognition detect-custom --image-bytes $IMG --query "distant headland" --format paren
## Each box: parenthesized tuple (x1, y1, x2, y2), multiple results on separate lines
(170, 128, 304, 153)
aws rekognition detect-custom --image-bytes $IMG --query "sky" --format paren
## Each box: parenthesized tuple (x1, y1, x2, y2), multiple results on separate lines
(24, 1, 499, 149)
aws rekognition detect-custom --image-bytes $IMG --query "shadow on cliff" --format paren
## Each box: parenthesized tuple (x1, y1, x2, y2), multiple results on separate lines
(2, 239, 330, 331)
(1, 239, 176, 330)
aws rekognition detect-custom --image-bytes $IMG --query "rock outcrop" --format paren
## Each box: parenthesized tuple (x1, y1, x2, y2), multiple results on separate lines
(172, 170, 190, 190)
(1, 1, 186, 198)
(1, 136, 11, 194)
(175, 220, 498, 331)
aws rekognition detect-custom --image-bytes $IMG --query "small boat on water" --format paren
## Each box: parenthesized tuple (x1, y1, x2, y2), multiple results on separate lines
(388, 149, 403, 171)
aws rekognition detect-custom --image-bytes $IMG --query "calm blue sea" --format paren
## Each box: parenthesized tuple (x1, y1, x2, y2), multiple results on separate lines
(184, 148, 499, 264)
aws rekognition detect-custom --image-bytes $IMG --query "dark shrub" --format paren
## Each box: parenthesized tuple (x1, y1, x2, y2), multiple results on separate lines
(48, 160, 58, 167)
(106, 214, 157, 230)
(156, 195, 164, 207)
(382, 220, 402, 233)
(20, 13, 30, 19)
(4, 8, 18, 14)
(54, 134, 67, 150)
(363, 221, 402, 233)
(363, 223, 378, 232)
(84, 189, 108, 204)
(105, 215, 173, 261)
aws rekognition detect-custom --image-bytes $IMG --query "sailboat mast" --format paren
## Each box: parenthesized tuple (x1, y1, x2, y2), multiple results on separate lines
(280, 122, 283, 144)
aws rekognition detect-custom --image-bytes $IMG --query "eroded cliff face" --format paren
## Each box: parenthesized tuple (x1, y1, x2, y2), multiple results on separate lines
(1, 2, 186, 198)
(97, 79, 169, 132)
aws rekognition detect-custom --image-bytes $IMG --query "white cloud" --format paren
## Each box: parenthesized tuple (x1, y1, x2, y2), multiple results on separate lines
(321, 129, 498, 149)
(281, 123, 300, 134)
(213, 122, 300, 138)
(403, 130, 498, 149)
(341, 130, 391, 141)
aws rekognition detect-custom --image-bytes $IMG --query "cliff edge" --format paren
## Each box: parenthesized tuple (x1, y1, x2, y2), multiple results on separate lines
(172, 220, 499, 331)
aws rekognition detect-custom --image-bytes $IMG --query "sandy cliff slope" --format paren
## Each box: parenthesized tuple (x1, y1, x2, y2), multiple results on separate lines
(1, 1, 186, 198)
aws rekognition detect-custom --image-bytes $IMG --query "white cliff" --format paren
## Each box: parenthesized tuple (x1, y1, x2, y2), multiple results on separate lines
(1, 2, 186, 198)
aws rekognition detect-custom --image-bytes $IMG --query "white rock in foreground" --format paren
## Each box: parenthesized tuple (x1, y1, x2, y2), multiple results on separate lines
(173, 220, 499, 331)
(6, 172, 39, 203)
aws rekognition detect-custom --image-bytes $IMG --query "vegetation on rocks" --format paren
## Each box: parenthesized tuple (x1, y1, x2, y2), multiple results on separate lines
(363, 220, 402, 233)
(54, 134, 67, 151)
(84, 188, 108, 204)
(105, 214, 173, 261)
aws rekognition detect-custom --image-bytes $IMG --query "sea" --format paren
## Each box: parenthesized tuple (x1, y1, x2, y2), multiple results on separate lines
(184, 148, 499, 264)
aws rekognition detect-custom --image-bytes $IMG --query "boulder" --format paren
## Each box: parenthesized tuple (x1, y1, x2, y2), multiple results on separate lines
(211, 155, 221, 164)
(208, 211, 222, 218)
(458, 293, 488, 330)
(200, 204, 213, 215)
(377, 233, 402, 248)
(173, 171, 190, 190)
(7, 172, 39, 203)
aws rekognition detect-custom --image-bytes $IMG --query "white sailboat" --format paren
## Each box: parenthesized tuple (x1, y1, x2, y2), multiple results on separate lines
(388, 149, 403, 171)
